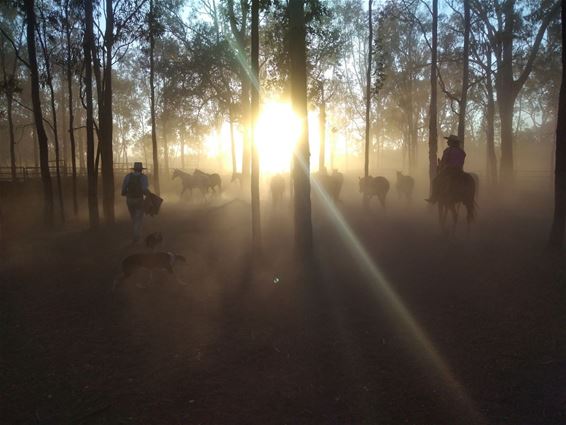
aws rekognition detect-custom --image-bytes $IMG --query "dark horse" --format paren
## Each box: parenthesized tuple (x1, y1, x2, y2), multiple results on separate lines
(359, 176, 390, 208)
(194, 169, 222, 194)
(436, 170, 476, 234)
(172, 169, 204, 200)
(396, 171, 415, 203)
(317, 169, 344, 203)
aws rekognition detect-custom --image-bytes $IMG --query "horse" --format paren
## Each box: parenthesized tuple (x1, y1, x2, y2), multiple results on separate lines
(436, 171, 476, 235)
(231, 172, 243, 186)
(270, 174, 285, 207)
(317, 169, 344, 203)
(193, 169, 222, 194)
(172, 169, 203, 199)
(359, 176, 390, 208)
(396, 171, 414, 202)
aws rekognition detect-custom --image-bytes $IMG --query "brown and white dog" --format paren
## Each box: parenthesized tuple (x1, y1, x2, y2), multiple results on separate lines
(113, 251, 187, 290)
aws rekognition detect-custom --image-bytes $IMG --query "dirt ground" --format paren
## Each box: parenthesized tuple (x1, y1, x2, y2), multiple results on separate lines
(1, 179, 565, 425)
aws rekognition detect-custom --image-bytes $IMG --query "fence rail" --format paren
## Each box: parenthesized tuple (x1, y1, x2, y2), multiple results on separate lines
(0, 162, 202, 182)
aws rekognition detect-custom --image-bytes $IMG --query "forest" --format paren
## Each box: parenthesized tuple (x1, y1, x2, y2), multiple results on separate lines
(1, 0, 565, 424)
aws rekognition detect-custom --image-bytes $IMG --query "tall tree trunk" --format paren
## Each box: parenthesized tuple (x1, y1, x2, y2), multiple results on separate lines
(410, 112, 418, 173)
(289, 0, 312, 257)
(32, 127, 38, 168)
(24, 0, 53, 225)
(149, 0, 160, 195)
(84, 0, 99, 228)
(100, 0, 115, 222)
(66, 20, 78, 215)
(1, 51, 18, 181)
(180, 127, 185, 169)
(229, 106, 237, 175)
(364, 0, 373, 179)
(548, 0, 566, 249)
(407, 81, 416, 174)
(7, 92, 17, 181)
(458, 0, 470, 146)
(226, 0, 250, 181)
(485, 50, 497, 185)
(60, 75, 68, 176)
(498, 94, 515, 184)
(241, 78, 251, 179)
(250, 0, 261, 251)
(163, 118, 169, 175)
(47, 74, 65, 223)
(330, 127, 336, 171)
(94, 131, 101, 177)
(78, 121, 85, 172)
(428, 0, 438, 193)
(319, 97, 326, 173)
(494, 1, 558, 185)
(38, 25, 65, 223)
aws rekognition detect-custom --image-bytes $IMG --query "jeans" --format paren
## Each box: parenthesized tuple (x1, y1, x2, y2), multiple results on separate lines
(127, 197, 144, 242)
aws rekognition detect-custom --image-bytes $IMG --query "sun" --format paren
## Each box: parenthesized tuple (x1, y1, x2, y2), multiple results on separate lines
(254, 102, 301, 174)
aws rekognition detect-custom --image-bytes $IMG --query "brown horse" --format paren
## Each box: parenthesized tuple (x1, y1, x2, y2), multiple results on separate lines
(396, 171, 415, 202)
(193, 169, 222, 194)
(436, 171, 476, 234)
(172, 169, 204, 200)
(359, 176, 390, 208)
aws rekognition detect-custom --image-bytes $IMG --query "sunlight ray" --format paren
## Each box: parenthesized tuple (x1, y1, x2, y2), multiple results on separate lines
(297, 157, 486, 424)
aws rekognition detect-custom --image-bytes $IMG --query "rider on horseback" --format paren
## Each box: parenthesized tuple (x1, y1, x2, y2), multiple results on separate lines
(426, 135, 466, 204)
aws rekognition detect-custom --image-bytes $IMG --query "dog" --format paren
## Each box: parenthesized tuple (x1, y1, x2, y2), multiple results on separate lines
(113, 251, 187, 290)
(145, 232, 163, 250)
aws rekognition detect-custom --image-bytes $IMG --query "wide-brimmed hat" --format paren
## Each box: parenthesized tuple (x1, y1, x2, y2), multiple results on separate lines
(444, 135, 461, 146)
(132, 162, 145, 171)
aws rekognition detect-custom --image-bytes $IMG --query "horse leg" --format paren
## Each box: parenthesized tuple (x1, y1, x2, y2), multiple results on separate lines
(439, 204, 449, 235)
(451, 205, 458, 236)
(180, 186, 186, 201)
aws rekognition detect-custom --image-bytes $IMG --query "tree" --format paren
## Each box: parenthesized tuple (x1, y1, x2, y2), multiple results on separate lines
(63, 0, 80, 215)
(473, 0, 560, 184)
(548, 0, 566, 249)
(37, 3, 65, 222)
(250, 0, 261, 251)
(364, 0, 373, 179)
(84, 0, 99, 228)
(428, 0, 438, 193)
(484, 46, 497, 184)
(100, 0, 115, 222)
(305, 3, 344, 174)
(91, 0, 145, 222)
(457, 0, 470, 145)
(24, 0, 54, 225)
(289, 0, 312, 257)
(149, 0, 160, 195)
(226, 0, 251, 180)
(0, 16, 22, 182)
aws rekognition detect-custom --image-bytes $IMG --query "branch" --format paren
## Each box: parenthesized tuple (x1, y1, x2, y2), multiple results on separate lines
(0, 26, 30, 68)
(114, 0, 148, 41)
(13, 98, 54, 132)
(437, 67, 461, 107)
(513, 1, 560, 97)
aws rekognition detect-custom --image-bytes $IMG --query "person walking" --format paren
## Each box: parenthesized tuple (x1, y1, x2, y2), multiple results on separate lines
(121, 162, 149, 243)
